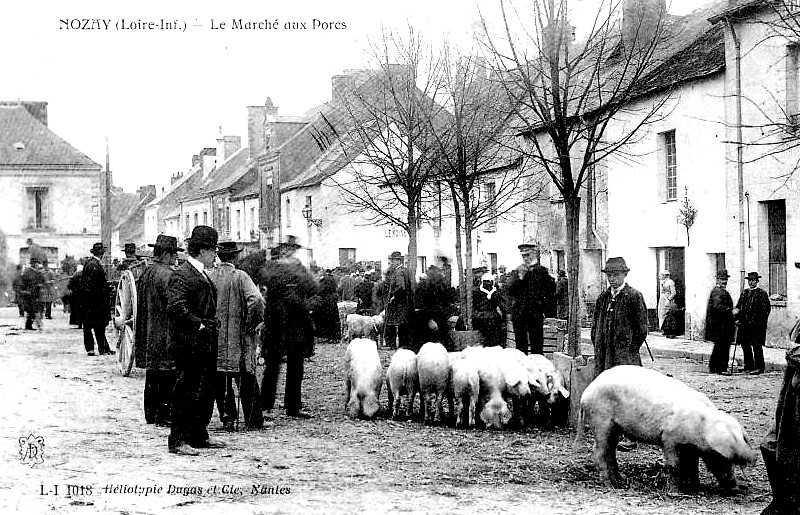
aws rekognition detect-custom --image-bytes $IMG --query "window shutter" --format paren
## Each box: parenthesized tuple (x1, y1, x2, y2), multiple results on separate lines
(41, 189, 50, 228)
(25, 189, 35, 228)
(656, 135, 667, 203)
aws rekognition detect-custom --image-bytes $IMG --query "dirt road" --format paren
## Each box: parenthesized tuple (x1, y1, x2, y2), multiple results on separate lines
(0, 307, 783, 514)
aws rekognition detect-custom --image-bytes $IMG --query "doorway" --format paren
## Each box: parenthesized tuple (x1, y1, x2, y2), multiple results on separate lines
(655, 247, 685, 335)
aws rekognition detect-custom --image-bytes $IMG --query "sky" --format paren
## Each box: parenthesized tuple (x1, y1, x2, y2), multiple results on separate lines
(1, 0, 704, 194)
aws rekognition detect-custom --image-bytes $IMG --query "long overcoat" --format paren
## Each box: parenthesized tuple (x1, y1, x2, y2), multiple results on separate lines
(704, 286, 735, 344)
(208, 263, 264, 373)
(736, 287, 771, 345)
(135, 261, 175, 370)
(506, 263, 556, 320)
(383, 265, 413, 325)
(591, 284, 649, 376)
(260, 259, 317, 356)
(167, 261, 218, 368)
(762, 345, 800, 497)
(80, 256, 111, 325)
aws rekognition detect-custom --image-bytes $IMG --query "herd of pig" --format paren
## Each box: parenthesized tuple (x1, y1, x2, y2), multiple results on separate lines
(342, 327, 759, 494)
(344, 338, 568, 429)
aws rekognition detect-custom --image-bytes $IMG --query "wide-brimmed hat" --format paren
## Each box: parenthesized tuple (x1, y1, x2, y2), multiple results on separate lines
(389, 251, 403, 260)
(186, 225, 219, 249)
(148, 234, 184, 253)
(90, 242, 106, 255)
(716, 269, 730, 279)
(122, 243, 137, 254)
(217, 241, 243, 257)
(601, 257, 630, 273)
(518, 243, 538, 253)
(276, 235, 302, 253)
(746, 271, 762, 280)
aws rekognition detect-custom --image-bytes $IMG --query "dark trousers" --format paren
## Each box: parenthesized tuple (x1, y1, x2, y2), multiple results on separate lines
(168, 364, 215, 449)
(512, 314, 544, 354)
(384, 323, 412, 350)
(25, 309, 38, 330)
(708, 342, 731, 373)
(17, 301, 24, 317)
(215, 371, 263, 428)
(44, 302, 52, 318)
(738, 326, 766, 371)
(261, 348, 304, 414)
(83, 322, 111, 354)
(144, 369, 176, 425)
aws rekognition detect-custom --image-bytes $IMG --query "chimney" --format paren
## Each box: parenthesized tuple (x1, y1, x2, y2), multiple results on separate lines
(137, 185, 157, 202)
(0, 101, 48, 125)
(622, 0, 666, 56)
(216, 134, 242, 162)
(247, 98, 278, 158)
(199, 147, 217, 178)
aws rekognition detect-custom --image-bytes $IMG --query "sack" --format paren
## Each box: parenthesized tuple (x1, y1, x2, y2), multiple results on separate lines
(789, 317, 800, 344)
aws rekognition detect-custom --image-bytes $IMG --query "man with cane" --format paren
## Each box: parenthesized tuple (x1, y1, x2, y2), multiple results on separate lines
(208, 242, 265, 431)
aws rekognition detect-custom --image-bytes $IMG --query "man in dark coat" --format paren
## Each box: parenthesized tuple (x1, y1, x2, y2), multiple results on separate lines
(80, 243, 113, 356)
(12, 264, 24, 317)
(136, 235, 182, 427)
(734, 271, 772, 375)
(355, 272, 375, 315)
(591, 256, 649, 377)
(20, 259, 45, 331)
(65, 269, 83, 327)
(208, 242, 265, 431)
(313, 270, 341, 344)
(555, 269, 569, 320)
(472, 273, 506, 347)
(260, 236, 318, 418)
(382, 251, 414, 350)
(416, 264, 457, 347)
(167, 226, 224, 455)
(705, 269, 736, 376)
(506, 244, 556, 355)
(760, 344, 800, 515)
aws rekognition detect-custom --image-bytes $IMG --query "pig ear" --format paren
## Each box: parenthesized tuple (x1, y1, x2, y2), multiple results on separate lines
(558, 385, 570, 398)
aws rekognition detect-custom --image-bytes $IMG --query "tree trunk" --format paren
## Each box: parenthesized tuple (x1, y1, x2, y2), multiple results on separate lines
(451, 187, 467, 324)
(407, 205, 419, 280)
(464, 214, 475, 331)
(564, 195, 582, 357)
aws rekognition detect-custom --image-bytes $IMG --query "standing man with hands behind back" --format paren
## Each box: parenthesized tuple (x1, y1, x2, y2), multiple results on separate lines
(167, 226, 224, 456)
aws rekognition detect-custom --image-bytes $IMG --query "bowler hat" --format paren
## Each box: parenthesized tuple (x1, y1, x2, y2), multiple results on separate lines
(716, 269, 730, 279)
(123, 243, 137, 254)
(217, 241, 243, 256)
(518, 243, 538, 253)
(90, 242, 106, 255)
(601, 257, 630, 273)
(389, 251, 403, 260)
(746, 271, 762, 280)
(277, 235, 302, 254)
(186, 225, 219, 249)
(148, 234, 184, 253)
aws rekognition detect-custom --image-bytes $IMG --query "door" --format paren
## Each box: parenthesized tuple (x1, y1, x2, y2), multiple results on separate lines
(656, 247, 685, 335)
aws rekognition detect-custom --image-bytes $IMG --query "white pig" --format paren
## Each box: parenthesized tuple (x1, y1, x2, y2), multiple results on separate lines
(343, 338, 383, 419)
(574, 365, 757, 492)
(417, 342, 451, 425)
(346, 313, 377, 342)
(448, 355, 480, 428)
(385, 349, 419, 420)
(468, 349, 512, 429)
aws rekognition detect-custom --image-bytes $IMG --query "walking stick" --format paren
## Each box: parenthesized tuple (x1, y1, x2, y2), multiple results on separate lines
(729, 325, 739, 375)
(644, 339, 655, 362)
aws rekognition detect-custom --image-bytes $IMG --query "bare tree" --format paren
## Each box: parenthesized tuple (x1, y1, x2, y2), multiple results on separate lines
(483, 0, 675, 355)
(425, 47, 548, 328)
(328, 26, 449, 278)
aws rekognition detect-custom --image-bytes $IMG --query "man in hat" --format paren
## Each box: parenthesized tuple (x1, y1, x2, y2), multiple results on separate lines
(733, 271, 771, 375)
(208, 242, 265, 431)
(260, 236, 318, 418)
(118, 243, 139, 270)
(167, 226, 224, 455)
(705, 269, 736, 375)
(472, 272, 506, 347)
(591, 257, 649, 377)
(19, 258, 45, 331)
(382, 251, 414, 350)
(555, 269, 569, 321)
(506, 243, 556, 354)
(80, 243, 113, 356)
(136, 234, 183, 426)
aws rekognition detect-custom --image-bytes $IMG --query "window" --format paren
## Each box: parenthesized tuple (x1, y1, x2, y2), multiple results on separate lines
(185, 214, 190, 234)
(488, 253, 498, 274)
(658, 130, 677, 202)
(193, 212, 198, 228)
(786, 44, 800, 122)
(339, 248, 356, 267)
(236, 209, 241, 240)
(203, 211, 208, 225)
(227, 207, 231, 234)
(767, 200, 787, 297)
(286, 198, 291, 228)
(26, 187, 49, 229)
(418, 255, 427, 273)
(217, 207, 224, 229)
(251, 207, 256, 238)
(484, 181, 497, 231)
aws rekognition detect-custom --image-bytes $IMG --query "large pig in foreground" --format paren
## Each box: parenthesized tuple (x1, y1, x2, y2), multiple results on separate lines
(344, 338, 383, 419)
(386, 349, 419, 420)
(574, 365, 757, 492)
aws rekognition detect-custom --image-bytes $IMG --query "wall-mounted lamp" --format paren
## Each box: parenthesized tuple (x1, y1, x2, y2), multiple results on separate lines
(301, 205, 322, 228)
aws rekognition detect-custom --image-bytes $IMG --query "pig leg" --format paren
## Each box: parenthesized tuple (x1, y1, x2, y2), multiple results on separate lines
(343, 376, 352, 413)
(454, 393, 465, 428)
(662, 441, 687, 493)
(467, 393, 476, 428)
(387, 386, 397, 420)
(446, 391, 455, 426)
(701, 451, 738, 493)
(434, 391, 444, 424)
(592, 419, 625, 488)
(675, 446, 700, 492)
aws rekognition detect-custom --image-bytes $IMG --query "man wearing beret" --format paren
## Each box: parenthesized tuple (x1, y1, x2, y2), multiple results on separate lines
(81, 242, 114, 356)
(506, 244, 556, 354)
(733, 271, 771, 375)
(136, 234, 182, 426)
(167, 226, 224, 455)
(591, 257, 649, 377)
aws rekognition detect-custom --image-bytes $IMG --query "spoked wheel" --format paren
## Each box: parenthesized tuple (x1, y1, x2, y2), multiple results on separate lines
(113, 270, 137, 376)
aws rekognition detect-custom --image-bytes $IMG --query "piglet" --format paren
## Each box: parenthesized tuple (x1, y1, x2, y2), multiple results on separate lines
(574, 365, 757, 492)
(343, 338, 383, 419)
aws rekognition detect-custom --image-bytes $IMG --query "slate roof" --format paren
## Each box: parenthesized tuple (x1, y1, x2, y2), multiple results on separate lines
(0, 104, 100, 168)
(184, 146, 250, 201)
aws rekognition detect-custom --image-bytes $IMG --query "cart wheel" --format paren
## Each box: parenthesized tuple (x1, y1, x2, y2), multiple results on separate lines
(113, 270, 137, 376)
